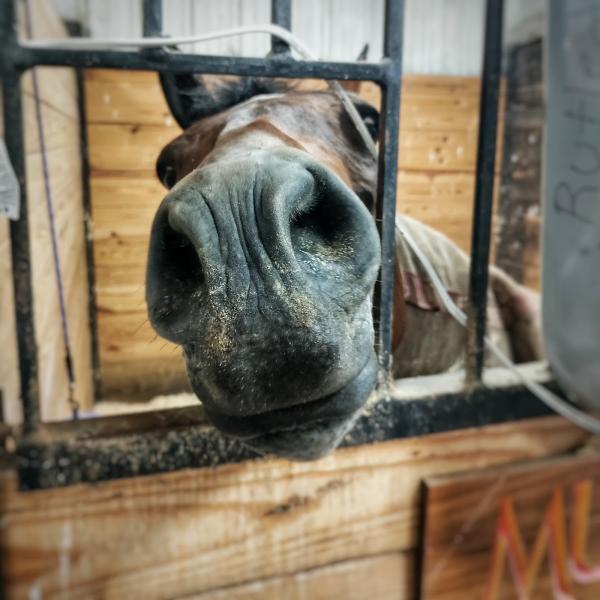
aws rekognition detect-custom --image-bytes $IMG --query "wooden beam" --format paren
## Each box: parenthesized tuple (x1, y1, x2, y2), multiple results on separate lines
(0, 417, 588, 599)
(184, 552, 414, 600)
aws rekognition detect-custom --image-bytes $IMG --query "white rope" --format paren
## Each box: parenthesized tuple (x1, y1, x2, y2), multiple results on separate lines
(25, 25, 600, 433)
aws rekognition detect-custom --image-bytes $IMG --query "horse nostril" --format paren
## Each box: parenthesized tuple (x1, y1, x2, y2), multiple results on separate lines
(162, 222, 204, 292)
(146, 203, 205, 337)
(290, 184, 361, 262)
(291, 201, 331, 245)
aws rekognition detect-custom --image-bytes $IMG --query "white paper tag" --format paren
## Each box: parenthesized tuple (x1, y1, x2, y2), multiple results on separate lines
(0, 138, 20, 221)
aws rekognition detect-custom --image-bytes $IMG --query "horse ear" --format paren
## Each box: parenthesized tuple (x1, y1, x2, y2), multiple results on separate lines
(159, 72, 208, 129)
(338, 43, 370, 93)
(160, 65, 291, 130)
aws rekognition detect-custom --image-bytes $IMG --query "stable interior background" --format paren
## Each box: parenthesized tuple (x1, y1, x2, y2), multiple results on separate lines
(0, 0, 545, 423)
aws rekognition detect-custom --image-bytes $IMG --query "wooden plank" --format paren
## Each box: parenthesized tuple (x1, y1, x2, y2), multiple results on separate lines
(99, 355, 190, 399)
(88, 123, 179, 173)
(397, 171, 476, 252)
(21, 71, 78, 122)
(0, 417, 588, 599)
(184, 552, 414, 600)
(85, 73, 179, 126)
(26, 143, 93, 422)
(99, 357, 189, 400)
(22, 94, 80, 153)
(88, 175, 185, 388)
(84, 74, 184, 393)
(398, 130, 478, 173)
(421, 452, 600, 599)
(97, 313, 182, 364)
(90, 176, 165, 238)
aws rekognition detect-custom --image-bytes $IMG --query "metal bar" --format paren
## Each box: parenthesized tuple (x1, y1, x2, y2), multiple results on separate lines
(10, 46, 388, 82)
(74, 68, 102, 403)
(374, 0, 404, 378)
(1, 1, 40, 432)
(61, 21, 102, 404)
(143, 0, 162, 38)
(271, 0, 292, 55)
(466, 0, 505, 381)
(17, 380, 555, 490)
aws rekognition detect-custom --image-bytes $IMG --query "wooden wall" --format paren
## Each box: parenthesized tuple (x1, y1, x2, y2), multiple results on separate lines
(87, 70, 510, 399)
(0, 0, 92, 423)
(0, 416, 589, 599)
(85, 70, 188, 399)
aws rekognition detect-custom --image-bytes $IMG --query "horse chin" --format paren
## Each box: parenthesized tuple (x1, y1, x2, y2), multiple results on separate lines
(202, 351, 378, 460)
(243, 414, 361, 460)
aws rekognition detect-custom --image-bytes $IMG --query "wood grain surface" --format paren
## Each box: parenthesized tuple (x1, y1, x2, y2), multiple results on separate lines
(0, 417, 588, 599)
(422, 450, 600, 599)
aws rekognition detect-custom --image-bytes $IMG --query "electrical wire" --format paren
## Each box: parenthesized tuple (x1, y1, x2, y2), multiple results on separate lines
(24, 24, 600, 433)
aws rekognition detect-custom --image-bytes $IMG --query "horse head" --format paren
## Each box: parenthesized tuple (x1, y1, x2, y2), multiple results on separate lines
(146, 75, 382, 459)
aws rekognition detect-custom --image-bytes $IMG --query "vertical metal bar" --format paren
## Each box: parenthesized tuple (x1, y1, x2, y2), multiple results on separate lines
(143, 0, 162, 37)
(75, 67, 102, 402)
(62, 20, 102, 403)
(271, 0, 292, 55)
(466, 0, 504, 381)
(1, 0, 40, 431)
(375, 0, 404, 379)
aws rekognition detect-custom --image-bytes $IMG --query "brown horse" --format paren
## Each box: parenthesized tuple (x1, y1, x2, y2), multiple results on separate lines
(146, 76, 542, 460)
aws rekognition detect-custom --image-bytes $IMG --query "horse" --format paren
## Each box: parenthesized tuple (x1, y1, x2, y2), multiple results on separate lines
(146, 75, 543, 460)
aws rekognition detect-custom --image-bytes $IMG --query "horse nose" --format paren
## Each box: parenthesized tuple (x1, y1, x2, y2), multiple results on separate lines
(146, 151, 380, 341)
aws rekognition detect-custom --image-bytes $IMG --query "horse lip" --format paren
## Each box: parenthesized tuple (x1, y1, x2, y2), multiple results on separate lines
(203, 354, 378, 440)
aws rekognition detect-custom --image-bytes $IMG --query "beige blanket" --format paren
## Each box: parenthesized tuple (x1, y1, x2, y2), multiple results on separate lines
(392, 216, 543, 378)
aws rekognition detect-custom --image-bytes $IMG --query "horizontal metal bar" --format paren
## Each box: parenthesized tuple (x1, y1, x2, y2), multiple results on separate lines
(16, 382, 556, 490)
(10, 46, 389, 82)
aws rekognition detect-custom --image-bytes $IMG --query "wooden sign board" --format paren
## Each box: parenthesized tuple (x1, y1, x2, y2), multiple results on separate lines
(421, 453, 600, 599)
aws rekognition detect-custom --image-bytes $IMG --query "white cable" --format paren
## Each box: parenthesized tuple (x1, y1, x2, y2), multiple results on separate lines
(396, 217, 600, 435)
(26, 25, 600, 433)
(21, 24, 313, 53)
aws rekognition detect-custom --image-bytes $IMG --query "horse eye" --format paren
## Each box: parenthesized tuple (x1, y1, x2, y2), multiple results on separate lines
(353, 102, 380, 141)
(362, 115, 378, 140)
(159, 164, 177, 189)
